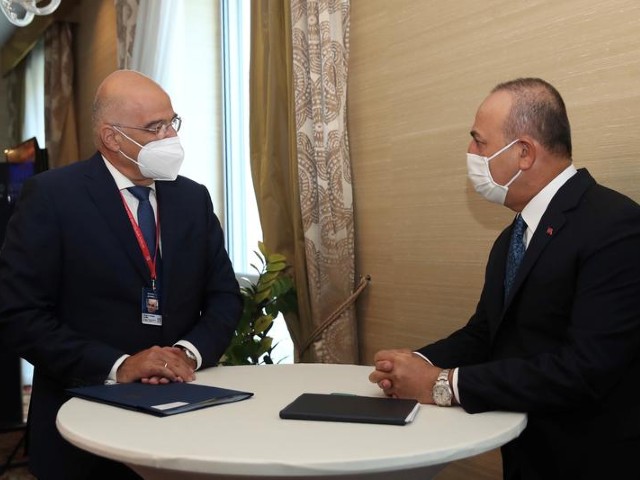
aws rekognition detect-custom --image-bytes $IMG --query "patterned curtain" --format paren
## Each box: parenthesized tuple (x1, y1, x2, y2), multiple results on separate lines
(250, 0, 364, 364)
(289, 0, 359, 364)
(44, 22, 79, 168)
(114, 0, 140, 69)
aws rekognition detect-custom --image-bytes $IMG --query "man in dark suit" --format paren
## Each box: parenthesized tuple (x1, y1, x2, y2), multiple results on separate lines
(0, 70, 243, 479)
(369, 78, 640, 479)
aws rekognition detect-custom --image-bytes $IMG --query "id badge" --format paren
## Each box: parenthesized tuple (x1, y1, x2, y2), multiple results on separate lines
(141, 287, 162, 326)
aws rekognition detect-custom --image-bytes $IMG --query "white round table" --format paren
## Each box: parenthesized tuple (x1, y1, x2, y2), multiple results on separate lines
(56, 364, 526, 479)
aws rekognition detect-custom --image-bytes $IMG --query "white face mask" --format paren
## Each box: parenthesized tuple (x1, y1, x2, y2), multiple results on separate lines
(466, 138, 521, 205)
(113, 127, 185, 181)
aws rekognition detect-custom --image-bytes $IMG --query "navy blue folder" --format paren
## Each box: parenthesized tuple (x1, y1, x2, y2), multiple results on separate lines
(68, 382, 253, 416)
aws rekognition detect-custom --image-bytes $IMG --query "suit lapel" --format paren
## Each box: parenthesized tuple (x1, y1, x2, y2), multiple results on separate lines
(501, 168, 595, 312)
(502, 210, 566, 308)
(83, 154, 149, 280)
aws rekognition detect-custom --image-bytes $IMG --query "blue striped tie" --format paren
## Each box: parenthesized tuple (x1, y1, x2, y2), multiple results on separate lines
(504, 214, 526, 297)
(127, 186, 156, 256)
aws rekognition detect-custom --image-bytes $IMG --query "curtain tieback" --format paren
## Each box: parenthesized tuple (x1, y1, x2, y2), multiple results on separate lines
(299, 275, 371, 357)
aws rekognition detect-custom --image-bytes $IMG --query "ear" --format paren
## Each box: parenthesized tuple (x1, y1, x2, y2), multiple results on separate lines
(101, 125, 121, 152)
(516, 136, 536, 171)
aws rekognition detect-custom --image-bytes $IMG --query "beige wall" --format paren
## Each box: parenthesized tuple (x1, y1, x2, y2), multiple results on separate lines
(349, 3, 640, 476)
(349, 0, 640, 364)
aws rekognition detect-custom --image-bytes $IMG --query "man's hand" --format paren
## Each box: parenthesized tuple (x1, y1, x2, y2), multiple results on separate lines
(116, 345, 196, 384)
(368, 349, 440, 404)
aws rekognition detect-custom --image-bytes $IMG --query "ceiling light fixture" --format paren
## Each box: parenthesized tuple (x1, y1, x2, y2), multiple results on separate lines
(1, 0, 61, 27)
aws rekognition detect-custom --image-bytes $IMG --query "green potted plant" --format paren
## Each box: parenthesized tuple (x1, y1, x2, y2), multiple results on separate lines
(221, 242, 297, 365)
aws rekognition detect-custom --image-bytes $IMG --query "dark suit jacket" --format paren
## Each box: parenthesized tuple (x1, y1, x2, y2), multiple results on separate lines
(0, 153, 242, 479)
(419, 169, 640, 480)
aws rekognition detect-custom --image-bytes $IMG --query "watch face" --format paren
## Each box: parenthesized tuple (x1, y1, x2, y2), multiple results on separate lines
(433, 383, 452, 406)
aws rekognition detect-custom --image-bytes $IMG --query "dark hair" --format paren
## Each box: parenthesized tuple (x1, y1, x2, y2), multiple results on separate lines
(492, 78, 572, 157)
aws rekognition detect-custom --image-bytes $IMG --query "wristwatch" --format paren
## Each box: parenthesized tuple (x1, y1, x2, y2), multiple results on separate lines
(432, 369, 453, 407)
(179, 346, 197, 367)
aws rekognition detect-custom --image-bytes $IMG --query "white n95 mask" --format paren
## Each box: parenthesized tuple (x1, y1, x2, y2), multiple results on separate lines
(466, 138, 521, 205)
(114, 127, 185, 181)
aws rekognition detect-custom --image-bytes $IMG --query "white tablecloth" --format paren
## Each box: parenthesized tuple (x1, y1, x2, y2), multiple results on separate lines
(57, 364, 526, 479)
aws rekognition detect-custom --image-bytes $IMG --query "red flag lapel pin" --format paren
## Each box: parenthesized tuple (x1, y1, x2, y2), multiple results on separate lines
(546, 226, 554, 236)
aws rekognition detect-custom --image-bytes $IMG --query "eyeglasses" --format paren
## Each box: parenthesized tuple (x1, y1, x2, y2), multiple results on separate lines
(113, 115, 182, 138)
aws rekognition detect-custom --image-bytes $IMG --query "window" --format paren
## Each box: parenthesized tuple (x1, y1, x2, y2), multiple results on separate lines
(220, 0, 293, 363)
(19, 38, 45, 388)
(170, 0, 293, 363)
(220, 0, 260, 272)
(22, 38, 45, 148)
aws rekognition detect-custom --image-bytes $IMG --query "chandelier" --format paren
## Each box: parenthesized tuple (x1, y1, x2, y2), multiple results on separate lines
(1, 0, 61, 27)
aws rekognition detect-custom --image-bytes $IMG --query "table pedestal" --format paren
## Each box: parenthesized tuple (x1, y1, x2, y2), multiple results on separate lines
(131, 464, 446, 480)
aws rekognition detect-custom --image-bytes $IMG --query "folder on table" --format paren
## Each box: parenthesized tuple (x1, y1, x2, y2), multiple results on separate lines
(279, 393, 420, 426)
(67, 382, 253, 417)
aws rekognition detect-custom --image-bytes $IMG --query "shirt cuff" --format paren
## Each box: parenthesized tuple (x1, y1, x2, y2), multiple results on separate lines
(105, 354, 129, 384)
(451, 367, 460, 405)
(174, 340, 202, 370)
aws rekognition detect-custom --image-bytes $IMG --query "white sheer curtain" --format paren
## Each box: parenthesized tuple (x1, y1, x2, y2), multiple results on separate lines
(129, 0, 222, 217)
(130, 0, 182, 85)
(22, 38, 45, 146)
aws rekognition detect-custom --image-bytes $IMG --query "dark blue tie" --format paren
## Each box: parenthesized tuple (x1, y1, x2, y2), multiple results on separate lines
(505, 214, 526, 297)
(127, 186, 156, 256)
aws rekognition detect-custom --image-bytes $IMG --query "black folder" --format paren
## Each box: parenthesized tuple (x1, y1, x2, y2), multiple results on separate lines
(279, 393, 420, 426)
(67, 382, 253, 417)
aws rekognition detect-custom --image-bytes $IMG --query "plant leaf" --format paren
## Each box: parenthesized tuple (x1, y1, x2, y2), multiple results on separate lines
(266, 253, 287, 263)
(266, 261, 287, 272)
(257, 271, 279, 288)
(257, 336, 273, 356)
(254, 314, 273, 334)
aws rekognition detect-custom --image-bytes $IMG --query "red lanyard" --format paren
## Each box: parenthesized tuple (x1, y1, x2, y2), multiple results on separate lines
(120, 191, 160, 288)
